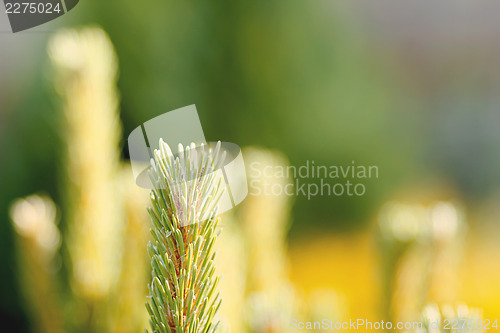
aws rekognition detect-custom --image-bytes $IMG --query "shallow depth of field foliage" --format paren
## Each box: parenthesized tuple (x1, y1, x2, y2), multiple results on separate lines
(2, 1, 500, 332)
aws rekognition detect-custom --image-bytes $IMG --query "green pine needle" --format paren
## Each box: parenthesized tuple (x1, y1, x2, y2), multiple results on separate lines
(146, 140, 226, 333)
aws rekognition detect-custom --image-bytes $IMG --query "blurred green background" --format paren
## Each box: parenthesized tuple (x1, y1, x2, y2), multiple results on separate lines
(2, 0, 500, 332)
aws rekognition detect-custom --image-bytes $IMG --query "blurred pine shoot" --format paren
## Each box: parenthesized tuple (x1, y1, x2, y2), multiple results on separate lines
(213, 210, 246, 333)
(419, 304, 483, 333)
(9, 195, 64, 333)
(378, 202, 466, 324)
(109, 166, 151, 333)
(146, 140, 226, 333)
(240, 147, 298, 333)
(48, 27, 123, 332)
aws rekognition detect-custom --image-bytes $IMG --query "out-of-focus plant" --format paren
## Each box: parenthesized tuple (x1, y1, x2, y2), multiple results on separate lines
(427, 203, 466, 305)
(146, 140, 225, 333)
(241, 147, 292, 294)
(48, 27, 123, 332)
(214, 210, 247, 333)
(240, 147, 299, 333)
(9, 195, 64, 333)
(379, 202, 429, 323)
(109, 166, 151, 333)
(378, 201, 466, 324)
(418, 304, 483, 333)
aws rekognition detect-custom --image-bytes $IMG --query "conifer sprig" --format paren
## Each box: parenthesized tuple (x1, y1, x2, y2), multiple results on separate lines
(146, 139, 226, 333)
